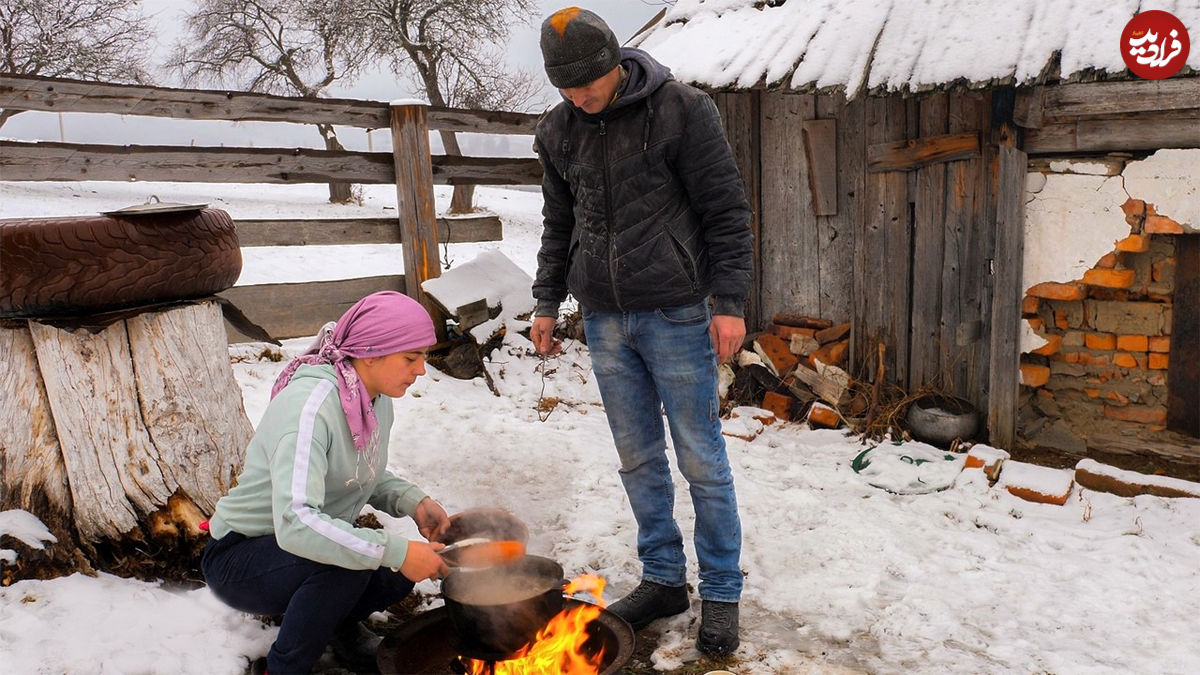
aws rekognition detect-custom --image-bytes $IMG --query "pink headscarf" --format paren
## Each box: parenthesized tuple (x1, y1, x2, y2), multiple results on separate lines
(271, 291, 436, 456)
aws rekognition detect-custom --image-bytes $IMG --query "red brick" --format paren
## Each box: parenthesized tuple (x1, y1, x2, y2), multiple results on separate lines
(1075, 459, 1200, 499)
(755, 333, 800, 376)
(1076, 353, 1110, 367)
(1152, 258, 1175, 283)
(1120, 198, 1146, 221)
(1104, 405, 1167, 425)
(1094, 252, 1119, 269)
(1149, 353, 1169, 370)
(807, 402, 841, 429)
(1028, 282, 1086, 301)
(1032, 334, 1062, 356)
(997, 461, 1074, 506)
(1084, 332, 1116, 350)
(1021, 364, 1051, 387)
(1145, 215, 1184, 234)
(760, 391, 791, 422)
(1083, 268, 1136, 289)
(1112, 352, 1138, 368)
(1115, 335, 1149, 352)
(1149, 336, 1170, 353)
(1021, 295, 1040, 316)
(1115, 234, 1150, 252)
(1104, 390, 1130, 405)
(964, 445, 1008, 481)
(810, 340, 848, 368)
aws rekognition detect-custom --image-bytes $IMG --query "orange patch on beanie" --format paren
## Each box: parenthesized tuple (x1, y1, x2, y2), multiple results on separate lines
(550, 7, 581, 36)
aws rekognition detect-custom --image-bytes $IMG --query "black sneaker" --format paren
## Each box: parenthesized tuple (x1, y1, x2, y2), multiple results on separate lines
(697, 600, 739, 655)
(608, 580, 690, 630)
(329, 620, 382, 673)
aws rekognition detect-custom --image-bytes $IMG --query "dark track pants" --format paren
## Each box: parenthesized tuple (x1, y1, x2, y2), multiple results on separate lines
(202, 532, 415, 674)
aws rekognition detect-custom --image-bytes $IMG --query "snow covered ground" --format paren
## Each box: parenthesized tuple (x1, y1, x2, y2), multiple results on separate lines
(2, 181, 1200, 674)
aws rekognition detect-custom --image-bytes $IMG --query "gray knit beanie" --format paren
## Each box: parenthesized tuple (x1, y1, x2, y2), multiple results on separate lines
(540, 7, 621, 89)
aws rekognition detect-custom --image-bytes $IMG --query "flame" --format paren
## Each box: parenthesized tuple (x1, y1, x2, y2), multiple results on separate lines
(464, 575, 608, 675)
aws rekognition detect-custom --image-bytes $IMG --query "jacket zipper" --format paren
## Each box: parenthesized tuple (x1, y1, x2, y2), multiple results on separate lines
(600, 119, 622, 310)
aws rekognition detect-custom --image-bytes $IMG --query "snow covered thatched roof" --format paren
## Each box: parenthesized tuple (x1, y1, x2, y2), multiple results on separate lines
(630, 0, 1200, 97)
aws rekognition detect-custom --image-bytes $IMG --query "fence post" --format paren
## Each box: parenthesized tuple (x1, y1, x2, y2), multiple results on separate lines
(390, 100, 447, 341)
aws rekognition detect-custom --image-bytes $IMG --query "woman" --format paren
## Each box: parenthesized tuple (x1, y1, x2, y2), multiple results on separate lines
(202, 291, 450, 674)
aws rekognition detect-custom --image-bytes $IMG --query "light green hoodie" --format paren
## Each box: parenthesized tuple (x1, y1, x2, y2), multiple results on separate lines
(208, 364, 427, 570)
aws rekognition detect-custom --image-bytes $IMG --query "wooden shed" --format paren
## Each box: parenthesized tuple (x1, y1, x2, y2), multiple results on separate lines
(633, 1, 1200, 468)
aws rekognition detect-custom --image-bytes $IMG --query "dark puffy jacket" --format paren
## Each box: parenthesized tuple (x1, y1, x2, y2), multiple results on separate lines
(533, 48, 753, 317)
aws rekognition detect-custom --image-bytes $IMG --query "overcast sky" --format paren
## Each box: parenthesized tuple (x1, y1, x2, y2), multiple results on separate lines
(1, 0, 666, 152)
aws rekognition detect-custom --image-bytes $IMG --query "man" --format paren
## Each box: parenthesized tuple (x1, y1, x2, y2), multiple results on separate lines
(530, 6, 753, 656)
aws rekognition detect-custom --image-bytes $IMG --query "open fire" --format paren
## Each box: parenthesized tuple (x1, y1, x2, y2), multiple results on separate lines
(461, 575, 608, 675)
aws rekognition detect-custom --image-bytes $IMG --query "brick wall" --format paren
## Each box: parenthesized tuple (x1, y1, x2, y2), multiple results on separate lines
(1020, 197, 1181, 437)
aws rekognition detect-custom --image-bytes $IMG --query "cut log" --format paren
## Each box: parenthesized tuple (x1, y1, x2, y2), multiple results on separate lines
(815, 322, 851, 345)
(789, 333, 820, 357)
(771, 313, 833, 330)
(0, 300, 252, 581)
(789, 362, 850, 406)
(0, 326, 73, 526)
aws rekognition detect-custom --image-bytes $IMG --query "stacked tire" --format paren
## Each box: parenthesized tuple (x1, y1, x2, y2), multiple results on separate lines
(1, 208, 242, 318)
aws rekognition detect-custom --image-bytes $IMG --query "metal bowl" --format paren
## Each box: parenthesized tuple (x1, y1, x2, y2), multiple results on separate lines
(435, 508, 528, 546)
(905, 394, 981, 448)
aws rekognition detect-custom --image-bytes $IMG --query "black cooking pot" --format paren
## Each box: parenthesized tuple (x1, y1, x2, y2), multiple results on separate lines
(441, 554, 566, 657)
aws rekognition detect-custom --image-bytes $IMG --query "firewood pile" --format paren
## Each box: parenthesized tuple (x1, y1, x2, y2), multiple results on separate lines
(721, 314, 866, 431)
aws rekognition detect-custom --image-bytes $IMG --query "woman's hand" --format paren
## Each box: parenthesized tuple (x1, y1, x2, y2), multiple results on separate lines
(399, 540, 449, 582)
(413, 496, 450, 541)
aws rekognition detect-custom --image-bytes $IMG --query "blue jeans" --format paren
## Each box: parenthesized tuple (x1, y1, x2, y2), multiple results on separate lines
(582, 301, 742, 603)
(202, 532, 415, 674)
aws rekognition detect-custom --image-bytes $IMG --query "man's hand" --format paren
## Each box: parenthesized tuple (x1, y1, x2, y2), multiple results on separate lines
(413, 497, 450, 542)
(399, 540, 449, 582)
(530, 315, 563, 356)
(710, 314, 746, 365)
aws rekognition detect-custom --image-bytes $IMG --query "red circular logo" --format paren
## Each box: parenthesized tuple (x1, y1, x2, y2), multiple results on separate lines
(1121, 10, 1190, 80)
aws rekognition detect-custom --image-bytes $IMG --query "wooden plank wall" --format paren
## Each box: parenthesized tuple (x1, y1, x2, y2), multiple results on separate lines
(987, 123, 1027, 450)
(726, 88, 1000, 406)
(816, 93, 860, 326)
(758, 92, 821, 323)
(714, 92, 763, 327)
(910, 93, 949, 389)
(718, 92, 858, 330)
(858, 96, 911, 385)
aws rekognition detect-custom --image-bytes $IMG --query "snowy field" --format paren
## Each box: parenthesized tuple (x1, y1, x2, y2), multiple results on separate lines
(2, 181, 1200, 674)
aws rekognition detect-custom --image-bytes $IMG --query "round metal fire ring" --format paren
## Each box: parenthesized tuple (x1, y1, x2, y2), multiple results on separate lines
(377, 599, 635, 674)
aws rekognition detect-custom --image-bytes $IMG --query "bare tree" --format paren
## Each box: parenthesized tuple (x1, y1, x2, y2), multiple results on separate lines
(0, 0, 153, 128)
(165, 0, 373, 203)
(360, 0, 541, 213)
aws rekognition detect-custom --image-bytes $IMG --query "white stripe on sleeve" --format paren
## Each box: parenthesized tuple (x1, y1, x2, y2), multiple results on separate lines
(290, 380, 385, 561)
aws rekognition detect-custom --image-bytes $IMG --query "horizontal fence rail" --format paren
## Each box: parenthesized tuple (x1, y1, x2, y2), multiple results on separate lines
(0, 140, 543, 185)
(0, 74, 545, 343)
(0, 73, 540, 134)
(220, 276, 406, 343)
(235, 215, 502, 247)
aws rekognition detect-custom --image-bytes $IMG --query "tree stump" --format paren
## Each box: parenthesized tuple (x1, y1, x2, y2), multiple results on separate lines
(0, 300, 251, 583)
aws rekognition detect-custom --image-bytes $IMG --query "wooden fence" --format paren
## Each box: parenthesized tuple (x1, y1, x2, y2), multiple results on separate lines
(0, 74, 543, 342)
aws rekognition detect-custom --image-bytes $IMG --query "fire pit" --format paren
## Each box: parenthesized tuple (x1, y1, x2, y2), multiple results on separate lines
(377, 599, 635, 674)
